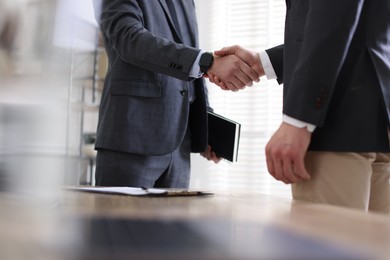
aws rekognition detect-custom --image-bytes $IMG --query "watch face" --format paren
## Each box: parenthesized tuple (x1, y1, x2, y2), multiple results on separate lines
(202, 53, 213, 65)
(200, 52, 214, 73)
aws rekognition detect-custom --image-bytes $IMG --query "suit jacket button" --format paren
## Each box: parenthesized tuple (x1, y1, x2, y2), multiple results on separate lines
(180, 90, 188, 96)
(316, 98, 322, 109)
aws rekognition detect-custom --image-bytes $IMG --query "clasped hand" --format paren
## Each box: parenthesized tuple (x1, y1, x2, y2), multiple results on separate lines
(206, 45, 265, 91)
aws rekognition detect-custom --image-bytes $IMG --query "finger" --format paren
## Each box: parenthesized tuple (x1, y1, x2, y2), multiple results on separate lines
(210, 151, 222, 163)
(242, 64, 261, 83)
(234, 71, 253, 88)
(225, 81, 241, 92)
(266, 155, 275, 178)
(230, 76, 248, 90)
(213, 75, 222, 85)
(208, 77, 215, 84)
(283, 159, 300, 183)
(229, 61, 259, 87)
(293, 158, 311, 180)
(205, 73, 213, 79)
(209, 76, 224, 89)
(217, 81, 229, 91)
(203, 148, 221, 163)
(274, 159, 290, 184)
(201, 147, 211, 159)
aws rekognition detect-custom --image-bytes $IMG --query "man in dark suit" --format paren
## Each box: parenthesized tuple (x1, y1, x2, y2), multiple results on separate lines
(92, 0, 260, 188)
(213, 0, 390, 213)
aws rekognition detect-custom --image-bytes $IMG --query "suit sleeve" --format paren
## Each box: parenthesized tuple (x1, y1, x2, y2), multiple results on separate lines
(95, 0, 200, 81)
(265, 44, 284, 85)
(283, 0, 365, 126)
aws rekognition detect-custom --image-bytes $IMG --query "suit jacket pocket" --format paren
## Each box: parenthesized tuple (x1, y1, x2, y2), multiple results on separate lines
(110, 81, 162, 98)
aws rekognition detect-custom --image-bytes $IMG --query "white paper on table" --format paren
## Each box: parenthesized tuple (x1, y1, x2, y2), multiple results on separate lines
(68, 186, 213, 196)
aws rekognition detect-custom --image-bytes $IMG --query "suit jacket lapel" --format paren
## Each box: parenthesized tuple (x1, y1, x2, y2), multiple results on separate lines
(157, 0, 183, 43)
(181, 0, 199, 47)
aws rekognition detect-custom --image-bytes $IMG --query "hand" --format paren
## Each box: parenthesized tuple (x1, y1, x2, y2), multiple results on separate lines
(215, 45, 264, 76)
(200, 145, 222, 163)
(265, 122, 312, 184)
(209, 45, 265, 89)
(206, 53, 260, 91)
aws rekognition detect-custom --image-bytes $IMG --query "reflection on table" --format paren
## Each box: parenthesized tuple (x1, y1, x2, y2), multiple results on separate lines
(0, 189, 389, 259)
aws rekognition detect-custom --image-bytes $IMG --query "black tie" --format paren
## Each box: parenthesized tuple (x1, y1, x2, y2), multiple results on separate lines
(166, 0, 182, 37)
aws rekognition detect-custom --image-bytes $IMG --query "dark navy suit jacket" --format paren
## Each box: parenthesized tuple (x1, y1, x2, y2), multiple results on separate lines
(267, 0, 390, 152)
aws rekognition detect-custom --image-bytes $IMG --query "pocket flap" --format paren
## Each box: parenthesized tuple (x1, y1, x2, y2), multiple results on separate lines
(110, 81, 162, 98)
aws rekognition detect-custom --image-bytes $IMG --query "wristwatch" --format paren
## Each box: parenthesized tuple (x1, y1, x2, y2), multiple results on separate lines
(199, 52, 214, 73)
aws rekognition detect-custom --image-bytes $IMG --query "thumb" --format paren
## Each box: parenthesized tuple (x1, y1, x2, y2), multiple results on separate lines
(294, 158, 311, 180)
(214, 45, 239, 57)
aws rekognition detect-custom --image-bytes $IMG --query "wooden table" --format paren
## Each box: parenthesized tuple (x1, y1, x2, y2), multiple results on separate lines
(1, 190, 389, 259)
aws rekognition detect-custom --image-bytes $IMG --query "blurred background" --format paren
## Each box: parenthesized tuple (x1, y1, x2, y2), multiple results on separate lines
(0, 0, 102, 258)
(0, 0, 66, 199)
(0, 0, 105, 194)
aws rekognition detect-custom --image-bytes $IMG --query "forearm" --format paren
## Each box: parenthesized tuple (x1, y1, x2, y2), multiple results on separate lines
(98, 0, 200, 80)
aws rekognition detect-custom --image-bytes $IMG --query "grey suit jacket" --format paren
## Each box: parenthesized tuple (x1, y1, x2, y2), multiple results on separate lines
(93, 0, 209, 156)
(267, 0, 390, 152)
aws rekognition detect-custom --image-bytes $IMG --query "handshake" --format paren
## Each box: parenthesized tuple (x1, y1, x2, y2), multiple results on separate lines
(205, 45, 265, 91)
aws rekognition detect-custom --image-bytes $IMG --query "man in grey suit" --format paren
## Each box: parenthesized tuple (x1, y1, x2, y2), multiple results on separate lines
(213, 0, 390, 213)
(92, 0, 260, 188)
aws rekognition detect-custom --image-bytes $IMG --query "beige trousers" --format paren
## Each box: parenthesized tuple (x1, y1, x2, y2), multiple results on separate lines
(292, 152, 390, 214)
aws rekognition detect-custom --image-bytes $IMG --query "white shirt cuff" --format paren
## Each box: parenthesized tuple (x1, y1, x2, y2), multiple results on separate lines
(259, 51, 277, 80)
(283, 114, 316, 132)
(189, 50, 205, 78)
